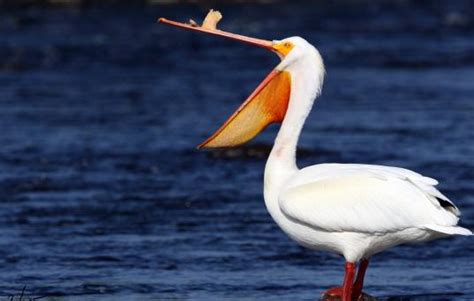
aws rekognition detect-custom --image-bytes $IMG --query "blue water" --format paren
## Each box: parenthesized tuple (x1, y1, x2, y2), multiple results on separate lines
(0, 2, 473, 300)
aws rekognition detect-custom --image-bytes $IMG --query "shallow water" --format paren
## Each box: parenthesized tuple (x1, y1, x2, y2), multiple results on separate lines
(0, 1, 473, 300)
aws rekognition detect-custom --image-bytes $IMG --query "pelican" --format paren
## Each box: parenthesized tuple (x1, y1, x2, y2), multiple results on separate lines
(159, 15, 472, 301)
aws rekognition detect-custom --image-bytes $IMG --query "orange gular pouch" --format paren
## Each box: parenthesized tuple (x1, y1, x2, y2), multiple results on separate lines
(198, 70, 292, 149)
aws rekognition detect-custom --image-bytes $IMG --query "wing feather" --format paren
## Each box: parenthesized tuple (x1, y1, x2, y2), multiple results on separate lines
(279, 164, 460, 233)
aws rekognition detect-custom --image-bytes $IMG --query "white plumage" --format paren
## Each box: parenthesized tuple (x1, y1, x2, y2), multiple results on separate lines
(278, 164, 468, 260)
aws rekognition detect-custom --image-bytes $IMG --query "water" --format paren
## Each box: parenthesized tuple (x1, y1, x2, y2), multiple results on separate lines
(0, 1, 473, 300)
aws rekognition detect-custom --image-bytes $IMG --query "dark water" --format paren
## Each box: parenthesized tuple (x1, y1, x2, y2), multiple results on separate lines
(0, 1, 473, 300)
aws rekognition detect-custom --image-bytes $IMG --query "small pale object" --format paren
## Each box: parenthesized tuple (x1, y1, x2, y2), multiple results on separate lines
(201, 9, 222, 30)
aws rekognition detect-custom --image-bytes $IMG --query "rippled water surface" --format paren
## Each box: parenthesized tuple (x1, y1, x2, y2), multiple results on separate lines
(0, 1, 473, 300)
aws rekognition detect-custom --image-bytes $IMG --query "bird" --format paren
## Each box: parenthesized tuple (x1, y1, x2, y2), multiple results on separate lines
(159, 15, 472, 301)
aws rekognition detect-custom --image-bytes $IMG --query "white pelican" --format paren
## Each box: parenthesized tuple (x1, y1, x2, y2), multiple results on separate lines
(159, 15, 472, 301)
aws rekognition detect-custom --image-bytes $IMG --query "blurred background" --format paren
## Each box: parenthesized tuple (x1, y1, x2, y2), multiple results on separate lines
(0, 0, 473, 300)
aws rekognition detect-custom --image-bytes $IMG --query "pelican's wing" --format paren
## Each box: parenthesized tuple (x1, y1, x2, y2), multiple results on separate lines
(279, 164, 470, 234)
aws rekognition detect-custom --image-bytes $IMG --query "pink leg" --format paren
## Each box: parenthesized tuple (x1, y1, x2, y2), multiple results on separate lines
(342, 262, 356, 301)
(353, 258, 369, 299)
(322, 261, 365, 301)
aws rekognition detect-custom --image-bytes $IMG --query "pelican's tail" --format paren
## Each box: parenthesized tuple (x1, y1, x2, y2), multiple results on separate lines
(424, 224, 472, 236)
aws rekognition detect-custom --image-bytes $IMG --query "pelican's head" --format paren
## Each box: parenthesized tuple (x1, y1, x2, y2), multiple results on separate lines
(159, 18, 324, 149)
(272, 37, 324, 71)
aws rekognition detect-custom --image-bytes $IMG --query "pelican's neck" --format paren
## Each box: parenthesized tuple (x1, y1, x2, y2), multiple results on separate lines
(263, 48, 324, 226)
(268, 85, 306, 172)
(267, 58, 324, 174)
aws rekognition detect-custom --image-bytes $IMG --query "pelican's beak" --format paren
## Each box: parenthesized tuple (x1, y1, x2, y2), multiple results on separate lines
(158, 18, 274, 51)
(159, 17, 291, 149)
(197, 69, 291, 148)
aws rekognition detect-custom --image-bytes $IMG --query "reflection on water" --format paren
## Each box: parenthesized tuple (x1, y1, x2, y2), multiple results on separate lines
(0, 1, 473, 300)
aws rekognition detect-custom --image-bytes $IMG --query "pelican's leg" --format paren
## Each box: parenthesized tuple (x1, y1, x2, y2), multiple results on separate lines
(321, 262, 356, 301)
(352, 258, 369, 299)
(342, 262, 356, 301)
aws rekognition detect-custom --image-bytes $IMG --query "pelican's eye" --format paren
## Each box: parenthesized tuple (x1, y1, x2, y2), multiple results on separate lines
(273, 41, 295, 57)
